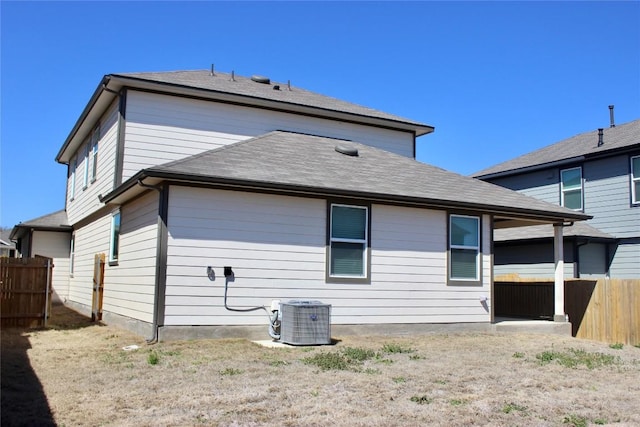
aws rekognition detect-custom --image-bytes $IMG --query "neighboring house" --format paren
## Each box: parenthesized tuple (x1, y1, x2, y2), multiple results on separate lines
(9, 210, 73, 302)
(53, 70, 587, 340)
(0, 229, 17, 258)
(473, 119, 640, 279)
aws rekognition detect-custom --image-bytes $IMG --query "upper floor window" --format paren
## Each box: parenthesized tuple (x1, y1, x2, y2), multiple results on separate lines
(560, 167, 583, 210)
(449, 214, 481, 284)
(632, 156, 640, 205)
(82, 143, 90, 189)
(69, 157, 77, 200)
(90, 127, 100, 183)
(109, 211, 121, 265)
(327, 203, 369, 282)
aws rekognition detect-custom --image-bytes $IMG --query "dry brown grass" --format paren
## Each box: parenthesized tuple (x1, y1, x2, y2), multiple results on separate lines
(2, 304, 640, 427)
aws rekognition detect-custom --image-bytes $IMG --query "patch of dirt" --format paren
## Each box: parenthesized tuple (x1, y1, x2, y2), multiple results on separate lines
(2, 304, 639, 426)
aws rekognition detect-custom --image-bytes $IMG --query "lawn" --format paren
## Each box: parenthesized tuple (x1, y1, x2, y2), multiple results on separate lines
(2, 304, 639, 426)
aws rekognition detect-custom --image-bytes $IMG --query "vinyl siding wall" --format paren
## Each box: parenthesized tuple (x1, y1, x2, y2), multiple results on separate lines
(67, 192, 158, 323)
(164, 186, 491, 327)
(31, 230, 72, 301)
(487, 153, 640, 278)
(122, 91, 414, 181)
(66, 101, 120, 225)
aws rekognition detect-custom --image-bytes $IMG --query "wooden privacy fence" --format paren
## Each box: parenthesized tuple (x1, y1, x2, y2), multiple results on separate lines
(0, 257, 53, 328)
(495, 279, 640, 345)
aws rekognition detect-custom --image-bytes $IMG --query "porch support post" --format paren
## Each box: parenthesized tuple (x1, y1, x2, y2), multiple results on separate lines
(553, 224, 566, 322)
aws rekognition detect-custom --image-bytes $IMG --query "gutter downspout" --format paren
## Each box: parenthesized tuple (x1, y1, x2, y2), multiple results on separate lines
(137, 179, 169, 343)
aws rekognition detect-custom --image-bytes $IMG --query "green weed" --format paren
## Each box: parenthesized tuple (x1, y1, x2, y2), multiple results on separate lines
(563, 414, 587, 427)
(382, 343, 415, 354)
(219, 367, 243, 376)
(512, 352, 525, 358)
(410, 395, 432, 405)
(535, 348, 619, 369)
(502, 402, 527, 414)
(392, 377, 406, 383)
(609, 343, 624, 350)
(147, 351, 159, 366)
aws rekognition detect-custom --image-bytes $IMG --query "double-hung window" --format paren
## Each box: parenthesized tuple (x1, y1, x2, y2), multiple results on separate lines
(82, 144, 90, 189)
(449, 214, 480, 283)
(560, 167, 583, 210)
(632, 156, 640, 205)
(90, 127, 99, 183)
(328, 203, 369, 282)
(109, 211, 121, 265)
(69, 157, 77, 201)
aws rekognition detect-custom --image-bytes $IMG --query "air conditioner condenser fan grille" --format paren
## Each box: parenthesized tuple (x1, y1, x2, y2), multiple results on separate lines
(280, 300, 331, 345)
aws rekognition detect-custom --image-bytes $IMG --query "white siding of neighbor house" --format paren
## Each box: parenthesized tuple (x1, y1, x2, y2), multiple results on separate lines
(121, 91, 415, 181)
(31, 230, 72, 301)
(66, 101, 120, 225)
(67, 192, 158, 323)
(164, 186, 491, 327)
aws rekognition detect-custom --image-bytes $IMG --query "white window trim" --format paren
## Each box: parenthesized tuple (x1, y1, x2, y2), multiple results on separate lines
(632, 155, 640, 205)
(560, 167, 583, 211)
(328, 203, 369, 281)
(448, 214, 481, 283)
(109, 210, 121, 265)
(69, 157, 77, 200)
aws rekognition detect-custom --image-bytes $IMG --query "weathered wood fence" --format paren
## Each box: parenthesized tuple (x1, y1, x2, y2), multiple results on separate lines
(0, 257, 53, 328)
(495, 278, 640, 345)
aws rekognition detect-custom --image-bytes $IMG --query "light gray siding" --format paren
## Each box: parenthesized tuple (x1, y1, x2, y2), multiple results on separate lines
(584, 156, 640, 238)
(164, 187, 491, 327)
(489, 168, 560, 204)
(122, 91, 414, 181)
(67, 192, 158, 323)
(66, 101, 120, 225)
(609, 243, 640, 278)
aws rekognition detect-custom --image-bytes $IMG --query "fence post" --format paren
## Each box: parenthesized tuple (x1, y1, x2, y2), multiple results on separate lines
(44, 258, 51, 328)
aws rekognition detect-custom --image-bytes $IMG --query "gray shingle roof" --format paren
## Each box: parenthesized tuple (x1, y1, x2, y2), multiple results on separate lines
(113, 70, 433, 135)
(494, 222, 615, 242)
(9, 210, 71, 240)
(473, 119, 640, 178)
(140, 131, 589, 222)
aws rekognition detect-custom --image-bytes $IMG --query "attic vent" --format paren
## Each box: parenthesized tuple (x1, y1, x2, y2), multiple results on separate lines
(335, 145, 359, 156)
(251, 75, 270, 84)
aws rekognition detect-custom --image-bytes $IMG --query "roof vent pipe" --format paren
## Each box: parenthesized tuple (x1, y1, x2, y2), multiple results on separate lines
(211, 64, 215, 76)
(608, 105, 615, 128)
(231, 70, 235, 82)
(597, 128, 604, 147)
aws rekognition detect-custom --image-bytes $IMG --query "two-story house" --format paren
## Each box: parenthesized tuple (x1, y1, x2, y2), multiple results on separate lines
(473, 118, 640, 279)
(52, 69, 588, 341)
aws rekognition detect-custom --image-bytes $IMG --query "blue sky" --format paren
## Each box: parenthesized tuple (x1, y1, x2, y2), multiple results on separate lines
(1, 1, 639, 228)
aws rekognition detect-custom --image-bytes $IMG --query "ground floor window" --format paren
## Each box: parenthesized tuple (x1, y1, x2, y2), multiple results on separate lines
(109, 211, 121, 265)
(449, 214, 480, 284)
(327, 203, 370, 283)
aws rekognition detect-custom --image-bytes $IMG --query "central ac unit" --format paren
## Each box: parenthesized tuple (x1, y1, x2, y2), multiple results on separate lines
(279, 300, 331, 345)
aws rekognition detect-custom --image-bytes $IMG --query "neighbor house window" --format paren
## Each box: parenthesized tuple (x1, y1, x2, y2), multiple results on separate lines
(449, 214, 480, 283)
(632, 156, 640, 205)
(69, 157, 77, 200)
(90, 127, 99, 183)
(561, 167, 583, 210)
(82, 143, 90, 189)
(328, 203, 369, 282)
(109, 211, 121, 264)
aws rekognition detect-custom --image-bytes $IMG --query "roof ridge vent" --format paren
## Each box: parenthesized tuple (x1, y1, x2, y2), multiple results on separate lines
(335, 145, 359, 156)
(251, 75, 270, 84)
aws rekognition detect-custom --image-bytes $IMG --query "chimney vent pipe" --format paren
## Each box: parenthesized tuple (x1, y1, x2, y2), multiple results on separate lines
(608, 105, 615, 128)
(597, 128, 604, 147)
